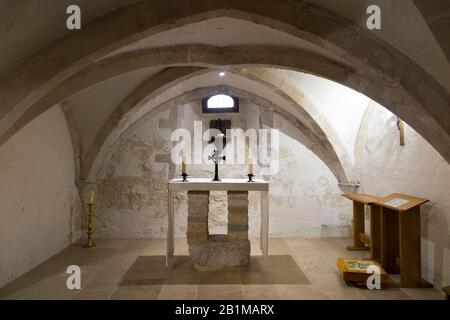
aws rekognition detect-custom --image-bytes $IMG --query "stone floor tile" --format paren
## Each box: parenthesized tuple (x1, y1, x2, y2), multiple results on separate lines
(275, 285, 330, 300)
(85, 268, 128, 290)
(400, 288, 444, 300)
(157, 285, 198, 300)
(74, 289, 114, 300)
(284, 237, 314, 248)
(110, 285, 162, 300)
(1, 238, 444, 301)
(75, 248, 118, 266)
(104, 252, 139, 270)
(94, 239, 130, 250)
(359, 288, 412, 300)
(318, 286, 366, 300)
(243, 285, 280, 299)
(197, 285, 243, 300)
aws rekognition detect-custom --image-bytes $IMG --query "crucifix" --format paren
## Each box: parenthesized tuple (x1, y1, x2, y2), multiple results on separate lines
(208, 149, 226, 181)
(397, 116, 405, 146)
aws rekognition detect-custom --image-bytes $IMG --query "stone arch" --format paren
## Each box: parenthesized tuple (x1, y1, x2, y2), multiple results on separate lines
(5, 45, 450, 166)
(60, 101, 82, 184)
(7, 45, 350, 152)
(0, 0, 448, 164)
(234, 68, 356, 181)
(80, 66, 354, 184)
(81, 67, 208, 178)
(89, 85, 347, 185)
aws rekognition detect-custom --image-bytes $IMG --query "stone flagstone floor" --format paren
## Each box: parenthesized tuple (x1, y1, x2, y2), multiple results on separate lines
(0, 237, 445, 300)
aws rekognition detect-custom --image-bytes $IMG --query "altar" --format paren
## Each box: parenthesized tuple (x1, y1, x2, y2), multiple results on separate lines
(167, 178, 269, 268)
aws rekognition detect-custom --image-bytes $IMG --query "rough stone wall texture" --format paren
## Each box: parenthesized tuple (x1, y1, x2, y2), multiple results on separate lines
(95, 113, 172, 238)
(0, 106, 81, 287)
(356, 102, 450, 289)
(227, 191, 249, 241)
(187, 191, 209, 241)
(188, 236, 251, 271)
(95, 100, 351, 239)
(187, 191, 251, 270)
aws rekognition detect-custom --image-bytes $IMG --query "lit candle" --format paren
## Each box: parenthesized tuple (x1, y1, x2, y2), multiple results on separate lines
(88, 191, 95, 205)
(181, 153, 187, 174)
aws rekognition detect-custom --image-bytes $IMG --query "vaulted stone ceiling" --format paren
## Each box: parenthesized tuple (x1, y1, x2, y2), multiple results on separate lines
(0, 0, 449, 186)
(1, 0, 449, 85)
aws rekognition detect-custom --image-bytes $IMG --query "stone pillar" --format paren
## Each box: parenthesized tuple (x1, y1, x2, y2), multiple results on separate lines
(227, 191, 249, 241)
(187, 190, 251, 271)
(338, 182, 360, 194)
(187, 191, 209, 241)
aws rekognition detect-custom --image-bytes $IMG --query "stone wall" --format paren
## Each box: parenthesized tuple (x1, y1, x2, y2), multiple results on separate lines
(356, 102, 450, 289)
(94, 100, 351, 239)
(187, 191, 209, 241)
(0, 106, 81, 287)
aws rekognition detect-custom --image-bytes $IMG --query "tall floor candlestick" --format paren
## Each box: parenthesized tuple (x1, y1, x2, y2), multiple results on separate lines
(83, 202, 96, 248)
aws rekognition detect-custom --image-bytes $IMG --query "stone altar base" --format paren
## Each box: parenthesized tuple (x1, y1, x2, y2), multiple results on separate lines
(187, 190, 250, 271)
(188, 235, 250, 271)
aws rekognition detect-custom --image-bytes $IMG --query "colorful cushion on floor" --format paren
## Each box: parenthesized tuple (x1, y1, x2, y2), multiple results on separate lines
(337, 258, 388, 285)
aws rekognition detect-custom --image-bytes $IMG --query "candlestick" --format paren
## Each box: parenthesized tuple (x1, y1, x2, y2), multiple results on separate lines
(88, 190, 95, 205)
(83, 203, 96, 248)
(247, 173, 254, 182)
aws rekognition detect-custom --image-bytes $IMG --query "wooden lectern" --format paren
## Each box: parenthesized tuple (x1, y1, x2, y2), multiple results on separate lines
(343, 192, 429, 288)
(377, 193, 429, 287)
(342, 193, 382, 260)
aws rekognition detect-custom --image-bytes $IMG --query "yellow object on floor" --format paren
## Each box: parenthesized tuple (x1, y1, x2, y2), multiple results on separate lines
(337, 258, 388, 286)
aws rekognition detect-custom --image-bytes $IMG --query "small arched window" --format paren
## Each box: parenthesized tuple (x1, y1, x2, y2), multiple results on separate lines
(202, 94, 239, 113)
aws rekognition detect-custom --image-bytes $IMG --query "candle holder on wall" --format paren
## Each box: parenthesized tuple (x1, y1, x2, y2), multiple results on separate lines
(247, 173, 255, 182)
(83, 203, 96, 248)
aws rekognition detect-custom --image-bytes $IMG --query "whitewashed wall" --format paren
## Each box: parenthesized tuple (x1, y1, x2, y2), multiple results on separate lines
(356, 102, 450, 289)
(0, 106, 81, 287)
(95, 101, 351, 239)
(280, 70, 370, 165)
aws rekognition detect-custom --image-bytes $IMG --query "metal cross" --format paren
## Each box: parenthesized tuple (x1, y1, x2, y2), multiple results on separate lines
(208, 149, 226, 181)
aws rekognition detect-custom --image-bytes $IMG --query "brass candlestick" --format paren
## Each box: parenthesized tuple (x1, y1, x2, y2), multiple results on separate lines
(83, 203, 96, 248)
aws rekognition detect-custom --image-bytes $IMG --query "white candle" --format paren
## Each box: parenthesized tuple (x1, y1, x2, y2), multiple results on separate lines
(88, 191, 95, 205)
(181, 154, 187, 174)
(248, 154, 254, 175)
